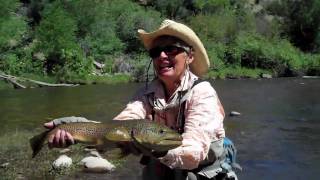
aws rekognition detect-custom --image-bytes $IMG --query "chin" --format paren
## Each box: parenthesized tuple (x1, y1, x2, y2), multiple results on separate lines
(158, 74, 179, 82)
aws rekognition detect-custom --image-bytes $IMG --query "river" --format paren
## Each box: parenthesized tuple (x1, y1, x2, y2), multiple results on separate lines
(0, 78, 319, 179)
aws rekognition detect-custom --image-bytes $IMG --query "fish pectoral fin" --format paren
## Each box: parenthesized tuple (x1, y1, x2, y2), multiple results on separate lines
(105, 127, 130, 142)
(130, 132, 154, 157)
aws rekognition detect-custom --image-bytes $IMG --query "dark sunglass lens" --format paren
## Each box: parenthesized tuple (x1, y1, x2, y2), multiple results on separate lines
(164, 46, 179, 54)
(149, 45, 185, 58)
(149, 47, 161, 58)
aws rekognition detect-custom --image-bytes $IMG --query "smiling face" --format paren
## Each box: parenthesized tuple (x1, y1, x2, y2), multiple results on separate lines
(150, 36, 194, 85)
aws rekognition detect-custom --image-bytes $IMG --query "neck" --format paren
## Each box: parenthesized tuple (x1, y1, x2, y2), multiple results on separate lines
(162, 80, 181, 99)
(162, 70, 189, 99)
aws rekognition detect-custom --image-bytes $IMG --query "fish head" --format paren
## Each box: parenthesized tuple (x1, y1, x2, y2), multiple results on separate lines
(132, 121, 182, 152)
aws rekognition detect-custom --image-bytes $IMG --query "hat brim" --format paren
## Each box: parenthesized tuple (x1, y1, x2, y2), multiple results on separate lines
(138, 21, 210, 77)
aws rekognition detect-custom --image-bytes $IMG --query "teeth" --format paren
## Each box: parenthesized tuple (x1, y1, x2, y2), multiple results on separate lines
(160, 65, 169, 68)
(160, 63, 171, 68)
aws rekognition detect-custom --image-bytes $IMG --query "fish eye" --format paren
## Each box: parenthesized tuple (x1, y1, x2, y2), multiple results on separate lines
(159, 129, 165, 134)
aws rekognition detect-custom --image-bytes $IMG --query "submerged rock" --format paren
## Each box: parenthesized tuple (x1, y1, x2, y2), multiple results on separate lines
(0, 162, 9, 168)
(230, 111, 241, 116)
(52, 155, 72, 169)
(80, 156, 115, 173)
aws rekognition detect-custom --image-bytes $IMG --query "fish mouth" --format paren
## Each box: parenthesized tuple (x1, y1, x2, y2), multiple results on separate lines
(158, 135, 183, 147)
(163, 135, 183, 141)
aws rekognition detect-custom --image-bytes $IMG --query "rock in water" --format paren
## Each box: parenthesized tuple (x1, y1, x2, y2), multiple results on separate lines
(230, 111, 241, 116)
(52, 155, 72, 169)
(80, 156, 115, 173)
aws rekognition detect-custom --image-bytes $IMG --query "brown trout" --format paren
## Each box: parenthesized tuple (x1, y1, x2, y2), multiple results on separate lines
(30, 119, 182, 158)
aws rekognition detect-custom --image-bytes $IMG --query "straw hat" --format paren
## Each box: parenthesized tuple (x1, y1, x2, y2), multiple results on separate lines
(138, 19, 210, 77)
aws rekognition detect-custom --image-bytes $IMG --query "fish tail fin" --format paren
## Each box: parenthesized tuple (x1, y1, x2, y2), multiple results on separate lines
(29, 130, 49, 158)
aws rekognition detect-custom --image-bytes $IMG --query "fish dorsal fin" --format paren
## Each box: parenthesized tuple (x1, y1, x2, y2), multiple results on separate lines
(105, 126, 130, 142)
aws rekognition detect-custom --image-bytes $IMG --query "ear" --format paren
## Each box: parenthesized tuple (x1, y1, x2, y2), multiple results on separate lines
(186, 54, 194, 65)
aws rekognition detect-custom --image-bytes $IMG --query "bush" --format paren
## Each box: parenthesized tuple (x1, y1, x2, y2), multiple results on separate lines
(130, 53, 153, 82)
(0, 0, 28, 75)
(228, 32, 306, 76)
(303, 54, 320, 76)
(189, 13, 238, 44)
(35, 1, 79, 73)
(115, 0, 162, 53)
(68, 1, 124, 61)
(57, 49, 93, 82)
(266, 0, 320, 52)
(206, 42, 227, 71)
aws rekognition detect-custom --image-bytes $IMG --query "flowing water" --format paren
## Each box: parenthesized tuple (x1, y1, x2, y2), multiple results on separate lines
(0, 78, 319, 179)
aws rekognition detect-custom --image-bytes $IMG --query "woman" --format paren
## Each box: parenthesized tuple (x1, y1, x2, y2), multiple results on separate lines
(45, 19, 237, 180)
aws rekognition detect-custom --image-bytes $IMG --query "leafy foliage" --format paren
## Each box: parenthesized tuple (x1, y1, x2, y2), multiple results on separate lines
(0, 0, 27, 50)
(0, 0, 319, 83)
(266, 0, 320, 52)
(227, 32, 310, 76)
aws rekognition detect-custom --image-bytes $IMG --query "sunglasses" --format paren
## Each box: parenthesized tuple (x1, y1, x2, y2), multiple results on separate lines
(149, 45, 190, 59)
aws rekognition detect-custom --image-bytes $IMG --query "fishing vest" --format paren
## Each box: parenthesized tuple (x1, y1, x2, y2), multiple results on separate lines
(144, 79, 241, 179)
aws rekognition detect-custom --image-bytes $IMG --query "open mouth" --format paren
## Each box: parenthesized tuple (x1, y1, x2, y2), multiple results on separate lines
(158, 62, 174, 72)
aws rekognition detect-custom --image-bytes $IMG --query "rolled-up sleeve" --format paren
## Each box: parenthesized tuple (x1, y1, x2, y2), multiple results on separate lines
(159, 82, 225, 170)
(113, 90, 151, 120)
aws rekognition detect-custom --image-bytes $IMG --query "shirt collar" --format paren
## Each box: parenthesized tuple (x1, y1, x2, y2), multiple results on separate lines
(144, 71, 198, 96)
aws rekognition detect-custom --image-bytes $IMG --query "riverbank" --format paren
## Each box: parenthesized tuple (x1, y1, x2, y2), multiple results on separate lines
(0, 129, 127, 179)
(0, 73, 132, 90)
(1, 67, 319, 90)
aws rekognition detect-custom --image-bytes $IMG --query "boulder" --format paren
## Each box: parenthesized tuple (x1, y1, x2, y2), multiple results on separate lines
(80, 156, 115, 173)
(261, 73, 272, 79)
(0, 162, 9, 168)
(52, 155, 72, 169)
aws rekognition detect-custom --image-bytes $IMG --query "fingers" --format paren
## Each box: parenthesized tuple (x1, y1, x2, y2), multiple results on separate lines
(44, 121, 55, 129)
(65, 132, 75, 145)
(54, 129, 61, 145)
(47, 129, 74, 148)
(60, 129, 66, 146)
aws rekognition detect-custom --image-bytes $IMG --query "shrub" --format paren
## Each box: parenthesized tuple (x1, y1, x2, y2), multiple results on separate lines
(228, 32, 306, 76)
(57, 49, 93, 82)
(35, 2, 79, 73)
(68, 1, 124, 61)
(115, 2, 162, 53)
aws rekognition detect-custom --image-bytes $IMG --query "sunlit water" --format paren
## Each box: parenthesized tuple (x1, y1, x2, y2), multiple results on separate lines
(0, 78, 319, 179)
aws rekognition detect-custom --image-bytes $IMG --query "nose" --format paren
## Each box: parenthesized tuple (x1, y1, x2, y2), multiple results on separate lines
(159, 51, 168, 58)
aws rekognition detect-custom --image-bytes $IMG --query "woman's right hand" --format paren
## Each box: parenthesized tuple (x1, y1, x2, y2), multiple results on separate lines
(43, 116, 100, 148)
(44, 121, 75, 148)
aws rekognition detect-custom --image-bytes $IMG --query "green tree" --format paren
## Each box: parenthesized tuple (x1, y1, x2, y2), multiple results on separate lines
(35, 1, 80, 73)
(0, 0, 28, 75)
(0, 0, 27, 51)
(267, 0, 320, 52)
(68, 1, 124, 61)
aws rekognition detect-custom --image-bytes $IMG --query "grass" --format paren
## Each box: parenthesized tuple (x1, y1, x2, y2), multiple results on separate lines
(207, 67, 272, 79)
(0, 73, 133, 90)
(0, 129, 127, 179)
(0, 80, 13, 90)
(78, 74, 132, 84)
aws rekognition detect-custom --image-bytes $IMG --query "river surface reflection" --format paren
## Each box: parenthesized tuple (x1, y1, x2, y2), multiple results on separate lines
(0, 78, 319, 179)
